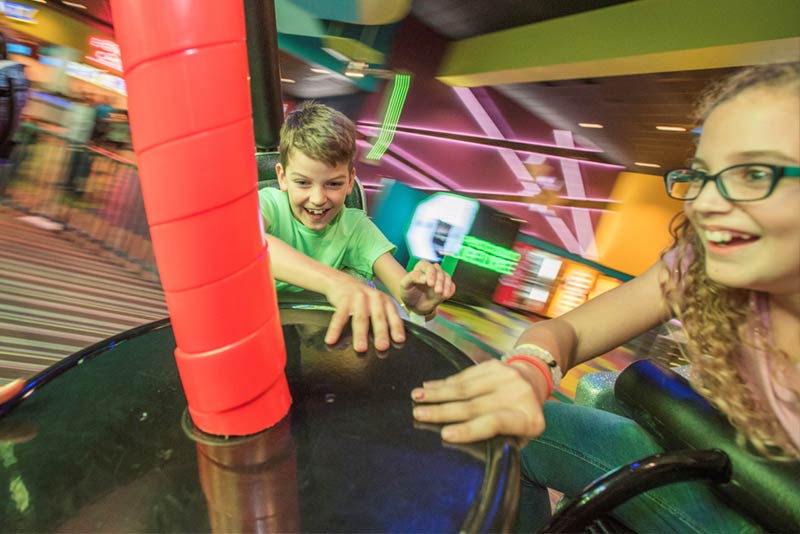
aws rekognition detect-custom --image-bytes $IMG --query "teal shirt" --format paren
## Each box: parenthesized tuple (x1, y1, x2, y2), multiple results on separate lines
(258, 187, 397, 292)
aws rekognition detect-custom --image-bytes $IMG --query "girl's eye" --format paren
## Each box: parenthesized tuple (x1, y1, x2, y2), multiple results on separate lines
(744, 167, 772, 181)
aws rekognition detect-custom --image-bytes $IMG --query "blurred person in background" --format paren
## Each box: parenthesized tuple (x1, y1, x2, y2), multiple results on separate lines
(0, 29, 30, 195)
(62, 94, 96, 196)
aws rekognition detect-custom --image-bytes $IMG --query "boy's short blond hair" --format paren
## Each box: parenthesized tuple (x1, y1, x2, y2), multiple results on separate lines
(279, 101, 356, 171)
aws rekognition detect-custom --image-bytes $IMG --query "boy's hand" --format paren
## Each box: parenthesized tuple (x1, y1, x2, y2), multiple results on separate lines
(399, 260, 456, 316)
(324, 279, 406, 352)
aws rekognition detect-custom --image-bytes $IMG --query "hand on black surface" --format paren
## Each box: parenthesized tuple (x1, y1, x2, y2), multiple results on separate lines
(411, 359, 548, 446)
(324, 279, 406, 352)
(0, 379, 24, 404)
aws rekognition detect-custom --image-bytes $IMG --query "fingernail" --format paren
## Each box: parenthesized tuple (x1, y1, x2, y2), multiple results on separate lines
(442, 427, 457, 441)
(413, 407, 428, 419)
(412, 389, 424, 400)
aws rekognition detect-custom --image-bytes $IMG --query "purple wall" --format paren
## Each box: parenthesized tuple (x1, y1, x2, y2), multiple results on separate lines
(354, 16, 622, 255)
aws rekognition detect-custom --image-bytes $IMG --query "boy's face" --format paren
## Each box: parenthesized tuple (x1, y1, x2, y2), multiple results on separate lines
(276, 149, 355, 231)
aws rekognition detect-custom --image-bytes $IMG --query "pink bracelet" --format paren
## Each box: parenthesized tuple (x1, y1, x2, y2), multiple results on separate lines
(504, 355, 554, 397)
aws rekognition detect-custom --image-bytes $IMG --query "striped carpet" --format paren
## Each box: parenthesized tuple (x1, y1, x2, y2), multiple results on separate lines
(0, 204, 168, 385)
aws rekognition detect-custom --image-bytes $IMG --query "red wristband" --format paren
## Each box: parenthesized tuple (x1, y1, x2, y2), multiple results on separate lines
(504, 355, 554, 397)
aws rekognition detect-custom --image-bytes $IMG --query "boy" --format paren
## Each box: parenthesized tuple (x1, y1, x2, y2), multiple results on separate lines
(260, 102, 455, 352)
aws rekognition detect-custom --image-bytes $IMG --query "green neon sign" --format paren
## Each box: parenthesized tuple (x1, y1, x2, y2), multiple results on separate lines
(453, 236, 520, 274)
(365, 73, 411, 160)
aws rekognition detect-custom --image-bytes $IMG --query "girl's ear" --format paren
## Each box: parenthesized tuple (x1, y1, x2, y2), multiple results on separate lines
(276, 163, 289, 192)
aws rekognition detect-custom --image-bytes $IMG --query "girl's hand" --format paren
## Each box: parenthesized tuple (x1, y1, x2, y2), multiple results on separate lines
(399, 260, 456, 316)
(411, 359, 549, 446)
(0, 379, 25, 404)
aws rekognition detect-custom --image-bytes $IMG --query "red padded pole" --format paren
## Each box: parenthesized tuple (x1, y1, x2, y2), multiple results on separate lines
(110, 0, 291, 435)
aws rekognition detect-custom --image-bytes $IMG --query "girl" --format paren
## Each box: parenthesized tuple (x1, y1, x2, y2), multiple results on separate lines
(411, 63, 800, 532)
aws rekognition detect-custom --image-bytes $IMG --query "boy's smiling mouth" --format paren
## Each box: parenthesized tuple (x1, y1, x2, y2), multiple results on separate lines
(304, 207, 331, 221)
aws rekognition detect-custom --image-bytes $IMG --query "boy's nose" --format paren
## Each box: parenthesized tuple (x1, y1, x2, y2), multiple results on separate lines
(310, 187, 326, 206)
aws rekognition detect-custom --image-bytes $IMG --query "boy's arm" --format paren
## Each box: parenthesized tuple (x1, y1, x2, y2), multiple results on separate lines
(372, 254, 456, 318)
(412, 260, 673, 444)
(266, 234, 405, 352)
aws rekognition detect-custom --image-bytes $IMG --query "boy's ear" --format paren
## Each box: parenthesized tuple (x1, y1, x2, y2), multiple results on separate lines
(346, 167, 356, 194)
(275, 163, 289, 192)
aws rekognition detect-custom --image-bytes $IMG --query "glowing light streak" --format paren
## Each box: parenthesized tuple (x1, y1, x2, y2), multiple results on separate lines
(554, 130, 598, 259)
(356, 140, 443, 190)
(453, 87, 542, 196)
(366, 73, 411, 161)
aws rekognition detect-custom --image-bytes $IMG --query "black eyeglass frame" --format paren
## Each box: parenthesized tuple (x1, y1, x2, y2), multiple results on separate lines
(663, 163, 800, 201)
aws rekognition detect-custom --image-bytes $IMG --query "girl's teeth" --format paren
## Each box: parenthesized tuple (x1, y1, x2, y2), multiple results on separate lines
(704, 230, 755, 244)
(706, 230, 732, 243)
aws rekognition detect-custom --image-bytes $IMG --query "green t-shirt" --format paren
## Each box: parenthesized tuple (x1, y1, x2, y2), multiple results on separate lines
(258, 187, 397, 292)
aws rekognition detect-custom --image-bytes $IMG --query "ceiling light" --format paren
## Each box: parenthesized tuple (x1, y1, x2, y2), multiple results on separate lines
(656, 125, 687, 132)
(634, 162, 661, 168)
(322, 47, 351, 62)
(578, 123, 604, 129)
(310, 67, 329, 74)
(62, 1, 87, 8)
(344, 71, 365, 78)
(280, 78, 295, 84)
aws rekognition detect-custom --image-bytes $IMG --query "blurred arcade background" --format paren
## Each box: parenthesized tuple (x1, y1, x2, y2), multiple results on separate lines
(0, 0, 797, 402)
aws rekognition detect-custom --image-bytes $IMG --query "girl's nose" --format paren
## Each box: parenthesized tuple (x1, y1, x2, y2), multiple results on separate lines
(689, 179, 732, 213)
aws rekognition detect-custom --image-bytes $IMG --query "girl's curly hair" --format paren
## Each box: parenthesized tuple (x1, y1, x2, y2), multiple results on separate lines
(661, 216, 799, 459)
(659, 62, 800, 460)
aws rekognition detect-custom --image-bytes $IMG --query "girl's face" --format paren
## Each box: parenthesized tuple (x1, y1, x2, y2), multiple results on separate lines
(685, 86, 800, 295)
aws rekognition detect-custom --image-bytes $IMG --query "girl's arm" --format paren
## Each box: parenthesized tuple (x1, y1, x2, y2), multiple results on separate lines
(516, 260, 672, 376)
(412, 260, 673, 444)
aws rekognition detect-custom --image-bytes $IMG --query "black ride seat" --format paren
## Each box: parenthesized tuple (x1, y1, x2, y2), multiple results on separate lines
(544, 360, 800, 533)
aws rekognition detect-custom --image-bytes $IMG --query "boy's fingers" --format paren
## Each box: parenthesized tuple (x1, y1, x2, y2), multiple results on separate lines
(350, 307, 370, 353)
(386, 301, 406, 343)
(444, 278, 456, 298)
(325, 307, 349, 345)
(429, 264, 442, 288)
(368, 300, 390, 352)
